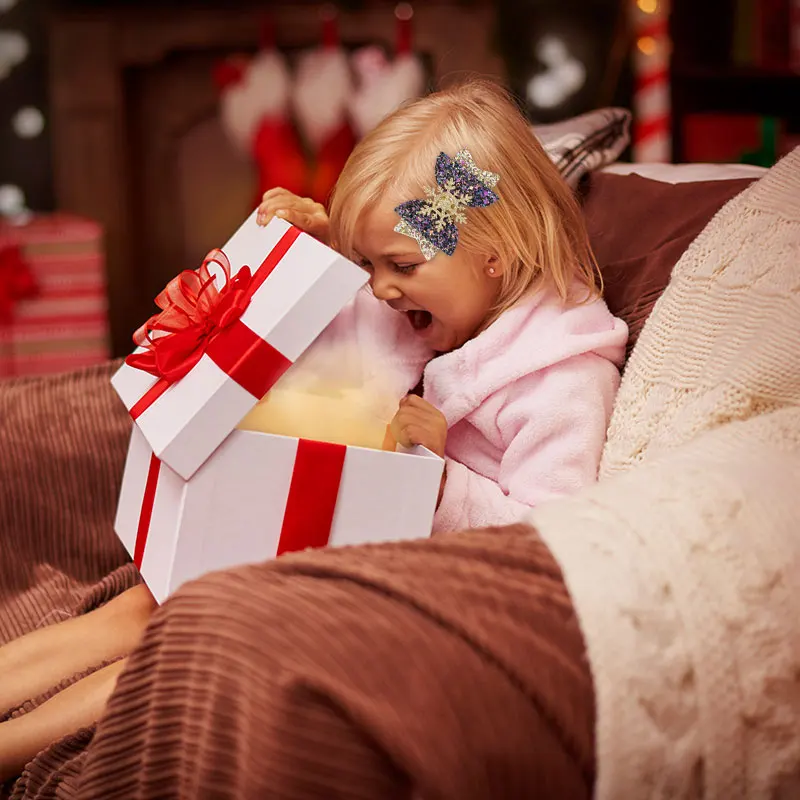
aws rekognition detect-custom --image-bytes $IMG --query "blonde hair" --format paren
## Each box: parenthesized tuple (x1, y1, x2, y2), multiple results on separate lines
(328, 79, 601, 318)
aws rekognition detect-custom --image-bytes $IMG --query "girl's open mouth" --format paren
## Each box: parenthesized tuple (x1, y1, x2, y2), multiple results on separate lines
(407, 310, 433, 331)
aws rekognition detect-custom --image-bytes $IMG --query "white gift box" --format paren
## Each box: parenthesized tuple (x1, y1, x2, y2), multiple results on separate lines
(114, 212, 444, 604)
(116, 426, 444, 604)
(111, 214, 368, 481)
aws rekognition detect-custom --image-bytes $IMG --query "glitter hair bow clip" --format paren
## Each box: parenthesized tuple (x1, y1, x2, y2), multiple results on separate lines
(394, 150, 500, 260)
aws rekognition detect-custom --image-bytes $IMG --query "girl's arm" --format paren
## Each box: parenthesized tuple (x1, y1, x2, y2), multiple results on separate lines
(433, 353, 620, 532)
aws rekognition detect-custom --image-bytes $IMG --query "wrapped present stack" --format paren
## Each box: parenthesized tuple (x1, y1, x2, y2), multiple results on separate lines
(113, 214, 443, 604)
(0, 214, 110, 378)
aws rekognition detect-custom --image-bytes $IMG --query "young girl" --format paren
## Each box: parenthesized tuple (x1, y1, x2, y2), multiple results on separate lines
(0, 79, 626, 782)
(259, 79, 627, 530)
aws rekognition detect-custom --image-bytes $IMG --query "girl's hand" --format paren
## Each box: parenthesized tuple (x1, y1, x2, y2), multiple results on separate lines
(256, 188, 330, 244)
(390, 395, 447, 459)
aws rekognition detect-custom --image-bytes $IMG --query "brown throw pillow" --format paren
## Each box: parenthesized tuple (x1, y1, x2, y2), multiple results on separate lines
(581, 172, 756, 355)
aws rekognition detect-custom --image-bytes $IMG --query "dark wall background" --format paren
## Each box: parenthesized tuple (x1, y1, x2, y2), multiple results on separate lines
(0, 0, 54, 212)
(496, 0, 630, 124)
(0, 0, 630, 214)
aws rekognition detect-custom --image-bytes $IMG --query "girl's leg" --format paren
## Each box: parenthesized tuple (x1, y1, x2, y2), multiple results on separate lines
(0, 659, 127, 784)
(0, 584, 156, 714)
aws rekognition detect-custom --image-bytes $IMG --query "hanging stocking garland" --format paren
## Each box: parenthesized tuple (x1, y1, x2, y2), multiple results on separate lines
(292, 10, 357, 204)
(214, 20, 306, 202)
(348, 4, 426, 139)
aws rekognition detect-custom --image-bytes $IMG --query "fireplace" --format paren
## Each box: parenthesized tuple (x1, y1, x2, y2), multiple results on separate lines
(47, 2, 502, 356)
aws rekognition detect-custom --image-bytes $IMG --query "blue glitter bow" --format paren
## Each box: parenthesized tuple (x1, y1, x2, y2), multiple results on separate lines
(393, 150, 500, 260)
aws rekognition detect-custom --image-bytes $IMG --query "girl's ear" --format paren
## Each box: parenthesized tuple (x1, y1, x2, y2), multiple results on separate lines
(484, 254, 504, 278)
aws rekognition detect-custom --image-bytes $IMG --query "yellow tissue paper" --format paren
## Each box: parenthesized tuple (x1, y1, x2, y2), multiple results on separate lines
(237, 340, 400, 452)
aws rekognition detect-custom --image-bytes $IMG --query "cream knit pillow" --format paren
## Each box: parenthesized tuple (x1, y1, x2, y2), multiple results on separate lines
(530, 147, 800, 800)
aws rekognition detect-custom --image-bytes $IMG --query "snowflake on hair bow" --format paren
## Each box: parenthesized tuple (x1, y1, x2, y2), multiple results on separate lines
(393, 150, 500, 260)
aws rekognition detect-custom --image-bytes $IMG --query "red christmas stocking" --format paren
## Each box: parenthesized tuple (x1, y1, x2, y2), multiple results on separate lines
(293, 14, 355, 206)
(252, 117, 308, 203)
(308, 121, 357, 206)
(215, 47, 309, 206)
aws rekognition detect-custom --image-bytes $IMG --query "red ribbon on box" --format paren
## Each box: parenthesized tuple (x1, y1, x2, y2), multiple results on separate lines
(276, 439, 347, 555)
(126, 226, 301, 419)
(133, 439, 347, 572)
(134, 453, 162, 569)
(0, 245, 39, 324)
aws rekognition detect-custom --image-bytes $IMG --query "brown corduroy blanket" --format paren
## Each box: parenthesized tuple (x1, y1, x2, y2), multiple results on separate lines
(0, 363, 594, 799)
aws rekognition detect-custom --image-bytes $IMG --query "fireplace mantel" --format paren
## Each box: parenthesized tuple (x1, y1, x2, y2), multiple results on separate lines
(47, 2, 502, 355)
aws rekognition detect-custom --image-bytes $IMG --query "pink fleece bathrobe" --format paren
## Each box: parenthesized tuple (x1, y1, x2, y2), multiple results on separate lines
(320, 284, 628, 532)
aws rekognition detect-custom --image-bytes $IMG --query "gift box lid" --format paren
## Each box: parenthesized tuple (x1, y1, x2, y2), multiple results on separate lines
(111, 212, 368, 480)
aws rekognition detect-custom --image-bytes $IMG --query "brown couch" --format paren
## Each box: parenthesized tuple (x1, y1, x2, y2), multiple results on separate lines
(0, 171, 755, 799)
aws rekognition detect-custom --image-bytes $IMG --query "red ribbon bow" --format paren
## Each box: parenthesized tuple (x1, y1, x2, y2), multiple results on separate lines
(0, 245, 39, 324)
(126, 250, 253, 382)
(124, 225, 301, 421)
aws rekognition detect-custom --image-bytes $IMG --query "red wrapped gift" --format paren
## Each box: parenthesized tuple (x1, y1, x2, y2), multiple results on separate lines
(0, 214, 110, 378)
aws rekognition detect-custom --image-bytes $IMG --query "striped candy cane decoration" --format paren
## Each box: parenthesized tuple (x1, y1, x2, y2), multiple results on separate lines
(631, 0, 672, 162)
